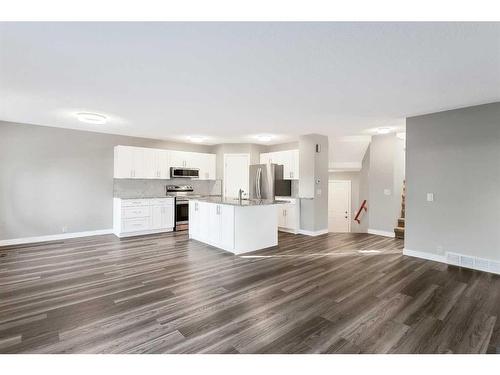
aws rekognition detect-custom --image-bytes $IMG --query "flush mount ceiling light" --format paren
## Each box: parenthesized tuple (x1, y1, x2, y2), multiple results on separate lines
(76, 112, 107, 124)
(255, 134, 274, 142)
(187, 136, 206, 143)
(376, 127, 392, 134)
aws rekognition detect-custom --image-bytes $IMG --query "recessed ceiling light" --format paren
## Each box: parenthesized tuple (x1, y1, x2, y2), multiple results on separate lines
(376, 127, 392, 134)
(76, 112, 107, 124)
(255, 134, 274, 142)
(187, 136, 206, 143)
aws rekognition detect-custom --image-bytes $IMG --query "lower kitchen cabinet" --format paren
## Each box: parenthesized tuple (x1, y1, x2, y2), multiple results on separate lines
(113, 197, 174, 237)
(189, 200, 278, 254)
(276, 197, 299, 234)
(190, 201, 234, 250)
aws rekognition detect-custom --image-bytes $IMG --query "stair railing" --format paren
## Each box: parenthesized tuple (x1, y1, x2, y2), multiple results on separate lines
(354, 200, 367, 224)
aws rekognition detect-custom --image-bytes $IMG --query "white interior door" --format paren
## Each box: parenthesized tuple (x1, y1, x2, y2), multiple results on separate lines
(328, 180, 351, 232)
(223, 154, 250, 198)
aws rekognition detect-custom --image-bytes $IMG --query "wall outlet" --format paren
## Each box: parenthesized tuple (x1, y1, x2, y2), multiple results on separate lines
(426, 193, 434, 202)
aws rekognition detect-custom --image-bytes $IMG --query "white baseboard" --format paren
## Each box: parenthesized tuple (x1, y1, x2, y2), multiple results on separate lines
(114, 227, 174, 238)
(403, 248, 500, 275)
(0, 229, 113, 247)
(298, 228, 329, 236)
(403, 248, 446, 263)
(368, 229, 395, 238)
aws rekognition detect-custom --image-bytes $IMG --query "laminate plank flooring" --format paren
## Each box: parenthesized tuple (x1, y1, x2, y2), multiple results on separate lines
(0, 231, 499, 354)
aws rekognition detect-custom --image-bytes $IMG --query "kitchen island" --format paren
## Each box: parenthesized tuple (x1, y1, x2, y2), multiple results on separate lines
(188, 197, 286, 254)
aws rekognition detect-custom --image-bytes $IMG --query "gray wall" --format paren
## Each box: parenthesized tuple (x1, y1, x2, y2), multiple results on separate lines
(358, 145, 370, 232)
(299, 134, 329, 232)
(368, 134, 405, 234)
(0, 121, 212, 240)
(329, 171, 362, 232)
(406, 102, 500, 261)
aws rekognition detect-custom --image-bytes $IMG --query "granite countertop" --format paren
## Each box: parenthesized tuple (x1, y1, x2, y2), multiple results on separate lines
(187, 196, 287, 206)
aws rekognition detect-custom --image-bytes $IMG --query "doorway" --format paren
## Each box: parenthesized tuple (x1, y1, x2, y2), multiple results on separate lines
(223, 154, 250, 198)
(328, 180, 351, 232)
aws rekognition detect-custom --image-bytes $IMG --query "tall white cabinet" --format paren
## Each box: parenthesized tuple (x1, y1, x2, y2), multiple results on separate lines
(259, 149, 299, 180)
(114, 146, 216, 180)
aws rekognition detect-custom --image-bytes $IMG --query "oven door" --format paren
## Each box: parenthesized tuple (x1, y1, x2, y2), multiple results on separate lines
(175, 200, 189, 230)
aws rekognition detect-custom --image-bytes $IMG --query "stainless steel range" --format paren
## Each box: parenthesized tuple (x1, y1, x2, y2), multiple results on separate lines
(166, 185, 202, 231)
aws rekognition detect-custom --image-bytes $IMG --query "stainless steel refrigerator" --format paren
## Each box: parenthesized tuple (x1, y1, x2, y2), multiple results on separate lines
(249, 163, 288, 199)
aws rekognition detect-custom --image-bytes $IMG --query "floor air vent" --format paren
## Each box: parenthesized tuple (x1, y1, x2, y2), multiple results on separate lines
(446, 252, 500, 275)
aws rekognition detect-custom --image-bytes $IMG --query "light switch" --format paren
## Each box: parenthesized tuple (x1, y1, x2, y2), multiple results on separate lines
(384, 189, 391, 196)
(427, 193, 434, 202)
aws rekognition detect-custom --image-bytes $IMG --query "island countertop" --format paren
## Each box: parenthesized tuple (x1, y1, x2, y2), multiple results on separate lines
(187, 196, 288, 206)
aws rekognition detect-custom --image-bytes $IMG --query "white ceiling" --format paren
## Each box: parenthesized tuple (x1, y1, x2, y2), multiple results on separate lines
(1, 22, 499, 155)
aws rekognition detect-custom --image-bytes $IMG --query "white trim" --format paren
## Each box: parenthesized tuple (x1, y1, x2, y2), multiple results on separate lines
(403, 248, 446, 263)
(298, 228, 328, 236)
(223, 153, 250, 198)
(328, 180, 352, 233)
(114, 227, 174, 238)
(329, 162, 362, 171)
(368, 229, 395, 238)
(403, 248, 500, 276)
(0, 229, 113, 247)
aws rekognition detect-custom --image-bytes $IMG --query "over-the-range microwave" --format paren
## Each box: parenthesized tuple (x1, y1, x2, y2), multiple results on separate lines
(170, 167, 200, 178)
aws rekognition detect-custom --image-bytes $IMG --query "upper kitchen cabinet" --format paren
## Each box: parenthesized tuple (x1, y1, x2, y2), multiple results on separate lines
(114, 146, 216, 180)
(259, 149, 299, 180)
(114, 146, 150, 178)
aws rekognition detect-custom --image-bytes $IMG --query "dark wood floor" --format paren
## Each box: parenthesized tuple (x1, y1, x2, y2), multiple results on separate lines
(0, 231, 498, 354)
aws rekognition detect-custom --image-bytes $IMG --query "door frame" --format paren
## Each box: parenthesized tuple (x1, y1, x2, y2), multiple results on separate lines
(328, 179, 352, 233)
(223, 153, 250, 198)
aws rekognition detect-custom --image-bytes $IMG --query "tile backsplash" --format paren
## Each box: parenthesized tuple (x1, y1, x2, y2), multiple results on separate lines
(114, 179, 222, 198)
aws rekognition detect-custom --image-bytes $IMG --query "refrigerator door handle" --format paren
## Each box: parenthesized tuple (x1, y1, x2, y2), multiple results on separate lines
(256, 167, 262, 199)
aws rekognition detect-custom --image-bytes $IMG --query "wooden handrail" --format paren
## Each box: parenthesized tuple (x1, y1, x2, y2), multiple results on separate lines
(354, 200, 367, 224)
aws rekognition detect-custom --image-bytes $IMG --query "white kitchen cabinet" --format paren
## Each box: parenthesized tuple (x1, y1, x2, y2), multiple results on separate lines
(157, 149, 171, 179)
(276, 198, 299, 234)
(169, 150, 188, 168)
(196, 203, 235, 249)
(151, 201, 174, 230)
(114, 146, 147, 178)
(189, 200, 277, 254)
(189, 201, 201, 239)
(199, 154, 216, 180)
(114, 146, 216, 180)
(258, 149, 299, 180)
(142, 147, 159, 179)
(113, 197, 174, 237)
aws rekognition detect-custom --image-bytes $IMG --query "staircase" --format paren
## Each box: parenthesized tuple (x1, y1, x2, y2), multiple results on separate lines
(394, 180, 405, 239)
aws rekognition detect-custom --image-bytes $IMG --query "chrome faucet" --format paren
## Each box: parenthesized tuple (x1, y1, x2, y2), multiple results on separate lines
(238, 188, 244, 204)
